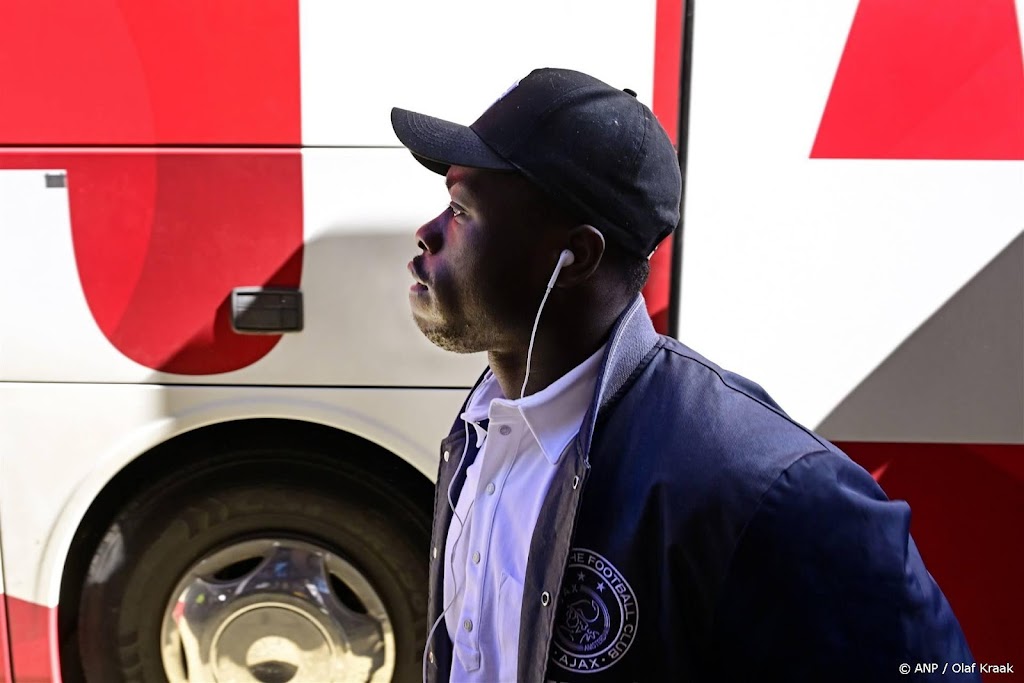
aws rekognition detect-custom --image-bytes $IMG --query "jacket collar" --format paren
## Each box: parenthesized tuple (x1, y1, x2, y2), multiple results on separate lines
(579, 293, 661, 461)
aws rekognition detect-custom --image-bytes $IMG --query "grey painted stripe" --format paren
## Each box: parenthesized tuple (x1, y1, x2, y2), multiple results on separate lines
(817, 231, 1024, 444)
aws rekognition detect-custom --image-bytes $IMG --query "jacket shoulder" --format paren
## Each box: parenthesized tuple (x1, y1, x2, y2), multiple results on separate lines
(607, 336, 838, 490)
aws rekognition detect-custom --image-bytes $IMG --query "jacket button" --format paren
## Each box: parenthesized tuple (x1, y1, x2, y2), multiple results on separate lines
(572, 475, 580, 490)
(432, 546, 438, 559)
(443, 450, 450, 462)
(541, 591, 551, 606)
(428, 650, 436, 665)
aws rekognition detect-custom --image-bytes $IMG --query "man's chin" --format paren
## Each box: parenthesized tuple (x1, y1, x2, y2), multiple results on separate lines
(414, 320, 483, 355)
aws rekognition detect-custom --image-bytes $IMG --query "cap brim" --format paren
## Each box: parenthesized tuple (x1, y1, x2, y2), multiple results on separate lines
(391, 107, 514, 176)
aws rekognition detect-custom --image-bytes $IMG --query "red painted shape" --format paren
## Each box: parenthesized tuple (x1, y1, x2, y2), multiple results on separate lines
(653, 0, 684, 147)
(838, 442, 1024, 680)
(646, 238, 676, 334)
(0, 0, 300, 144)
(0, 151, 304, 375)
(4, 596, 57, 683)
(0, 595, 12, 683)
(812, 0, 1024, 159)
(645, 0, 685, 334)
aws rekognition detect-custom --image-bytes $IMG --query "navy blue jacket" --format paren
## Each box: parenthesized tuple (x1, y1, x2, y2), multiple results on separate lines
(425, 295, 977, 682)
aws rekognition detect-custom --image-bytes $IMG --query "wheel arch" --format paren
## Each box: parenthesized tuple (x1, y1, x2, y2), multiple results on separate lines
(56, 417, 435, 683)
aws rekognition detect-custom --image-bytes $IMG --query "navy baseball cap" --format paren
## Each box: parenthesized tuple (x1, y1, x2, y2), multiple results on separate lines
(391, 68, 681, 258)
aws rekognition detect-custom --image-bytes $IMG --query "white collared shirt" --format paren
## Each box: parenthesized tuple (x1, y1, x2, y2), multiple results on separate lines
(444, 344, 606, 683)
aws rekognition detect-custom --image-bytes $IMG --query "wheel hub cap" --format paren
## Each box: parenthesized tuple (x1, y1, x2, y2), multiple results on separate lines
(161, 539, 394, 683)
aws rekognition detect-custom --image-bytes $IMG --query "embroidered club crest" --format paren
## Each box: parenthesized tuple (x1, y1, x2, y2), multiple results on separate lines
(551, 548, 638, 673)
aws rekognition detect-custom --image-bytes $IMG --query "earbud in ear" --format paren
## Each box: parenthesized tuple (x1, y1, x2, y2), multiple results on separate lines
(546, 249, 576, 290)
(526, 248, 577, 397)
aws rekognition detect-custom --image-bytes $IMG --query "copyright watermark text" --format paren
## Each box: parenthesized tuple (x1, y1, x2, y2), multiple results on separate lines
(899, 662, 1015, 675)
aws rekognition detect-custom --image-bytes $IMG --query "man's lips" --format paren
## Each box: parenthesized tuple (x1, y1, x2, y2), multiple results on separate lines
(407, 259, 429, 289)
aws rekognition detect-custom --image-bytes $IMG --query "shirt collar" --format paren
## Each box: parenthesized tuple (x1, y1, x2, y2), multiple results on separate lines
(461, 343, 607, 464)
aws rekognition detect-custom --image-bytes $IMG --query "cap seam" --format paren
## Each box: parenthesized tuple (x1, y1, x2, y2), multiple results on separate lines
(627, 101, 650, 195)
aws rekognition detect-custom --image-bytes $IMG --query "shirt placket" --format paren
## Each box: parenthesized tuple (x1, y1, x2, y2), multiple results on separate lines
(454, 412, 521, 673)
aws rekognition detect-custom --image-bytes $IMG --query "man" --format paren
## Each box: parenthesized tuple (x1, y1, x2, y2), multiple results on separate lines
(392, 68, 976, 682)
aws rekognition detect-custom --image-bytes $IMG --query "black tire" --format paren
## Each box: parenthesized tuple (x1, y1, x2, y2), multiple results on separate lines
(76, 448, 430, 683)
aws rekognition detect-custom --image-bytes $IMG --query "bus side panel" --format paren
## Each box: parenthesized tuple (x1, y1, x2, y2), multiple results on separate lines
(679, 0, 1024, 437)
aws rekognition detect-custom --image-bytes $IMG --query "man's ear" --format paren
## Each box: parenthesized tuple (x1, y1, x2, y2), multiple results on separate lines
(557, 224, 605, 287)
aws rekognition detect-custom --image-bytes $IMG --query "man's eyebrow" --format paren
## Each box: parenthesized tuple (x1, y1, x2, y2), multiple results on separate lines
(446, 175, 475, 202)
(445, 169, 474, 191)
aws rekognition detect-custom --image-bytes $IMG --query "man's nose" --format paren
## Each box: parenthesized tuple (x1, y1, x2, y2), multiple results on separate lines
(414, 211, 445, 254)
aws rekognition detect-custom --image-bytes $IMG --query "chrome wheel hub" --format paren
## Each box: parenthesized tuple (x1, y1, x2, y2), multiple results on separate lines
(161, 539, 394, 682)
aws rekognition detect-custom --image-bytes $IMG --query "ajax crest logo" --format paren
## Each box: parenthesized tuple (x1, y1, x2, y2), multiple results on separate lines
(551, 549, 638, 673)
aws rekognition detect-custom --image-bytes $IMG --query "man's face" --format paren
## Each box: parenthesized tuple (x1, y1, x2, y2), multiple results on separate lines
(407, 165, 562, 353)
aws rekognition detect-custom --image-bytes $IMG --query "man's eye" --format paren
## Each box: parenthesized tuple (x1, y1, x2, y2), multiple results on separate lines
(449, 203, 466, 219)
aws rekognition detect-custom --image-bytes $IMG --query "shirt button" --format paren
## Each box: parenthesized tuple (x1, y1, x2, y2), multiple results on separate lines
(499, 425, 512, 436)
(472, 551, 481, 564)
(432, 546, 438, 559)
(464, 619, 473, 632)
(443, 450, 450, 462)
(428, 651, 436, 665)
(541, 591, 551, 606)
(486, 482, 496, 495)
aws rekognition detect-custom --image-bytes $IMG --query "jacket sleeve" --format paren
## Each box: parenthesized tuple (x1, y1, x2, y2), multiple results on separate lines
(706, 450, 978, 682)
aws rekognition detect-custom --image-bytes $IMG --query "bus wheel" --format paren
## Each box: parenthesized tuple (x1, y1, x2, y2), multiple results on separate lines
(76, 451, 429, 683)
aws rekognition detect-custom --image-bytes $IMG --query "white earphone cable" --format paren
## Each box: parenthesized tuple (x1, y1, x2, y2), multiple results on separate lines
(521, 249, 573, 399)
(520, 284, 553, 400)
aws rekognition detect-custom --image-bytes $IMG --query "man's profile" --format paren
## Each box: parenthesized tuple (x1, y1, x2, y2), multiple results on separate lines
(392, 67, 976, 683)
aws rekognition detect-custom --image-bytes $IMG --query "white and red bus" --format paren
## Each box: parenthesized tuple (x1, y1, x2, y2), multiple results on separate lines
(0, 0, 1020, 681)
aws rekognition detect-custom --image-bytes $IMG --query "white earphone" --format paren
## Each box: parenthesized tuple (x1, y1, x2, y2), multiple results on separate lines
(522, 248, 576, 399)
(546, 248, 576, 290)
